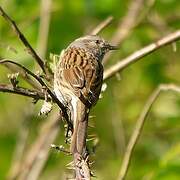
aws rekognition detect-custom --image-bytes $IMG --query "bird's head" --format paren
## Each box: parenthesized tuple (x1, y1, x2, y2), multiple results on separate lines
(68, 35, 118, 60)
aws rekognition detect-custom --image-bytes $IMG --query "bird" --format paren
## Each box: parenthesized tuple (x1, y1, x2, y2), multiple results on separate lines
(54, 35, 117, 157)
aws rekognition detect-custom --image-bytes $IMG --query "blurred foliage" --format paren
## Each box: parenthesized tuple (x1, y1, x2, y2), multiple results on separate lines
(0, 0, 180, 179)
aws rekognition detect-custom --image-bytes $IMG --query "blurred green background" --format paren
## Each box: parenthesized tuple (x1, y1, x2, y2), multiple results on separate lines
(0, 0, 180, 179)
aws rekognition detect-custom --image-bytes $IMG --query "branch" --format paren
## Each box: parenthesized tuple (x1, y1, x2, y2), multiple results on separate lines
(0, 59, 70, 128)
(0, 6, 47, 74)
(90, 16, 114, 35)
(0, 84, 45, 100)
(2, 61, 41, 90)
(0, 60, 61, 105)
(118, 84, 180, 180)
(104, 30, 180, 80)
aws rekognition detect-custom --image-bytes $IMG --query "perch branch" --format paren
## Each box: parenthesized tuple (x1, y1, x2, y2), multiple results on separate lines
(90, 16, 114, 35)
(118, 84, 180, 180)
(0, 6, 47, 74)
(104, 30, 180, 80)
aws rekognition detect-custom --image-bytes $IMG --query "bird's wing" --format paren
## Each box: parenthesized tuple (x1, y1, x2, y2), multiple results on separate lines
(60, 48, 103, 106)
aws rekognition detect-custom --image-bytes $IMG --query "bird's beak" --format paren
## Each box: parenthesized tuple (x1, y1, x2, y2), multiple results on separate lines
(107, 44, 119, 50)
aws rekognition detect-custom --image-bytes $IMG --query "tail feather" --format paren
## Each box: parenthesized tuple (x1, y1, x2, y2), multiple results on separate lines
(70, 99, 89, 155)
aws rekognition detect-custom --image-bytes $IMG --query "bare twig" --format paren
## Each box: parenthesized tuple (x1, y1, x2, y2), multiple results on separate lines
(103, 0, 146, 65)
(0, 84, 45, 100)
(0, 59, 70, 127)
(0, 60, 63, 107)
(51, 144, 71, 155)
(118, 84, 180, 180)
(2, 61, 41, 90)
(37, 0, 52, 59)
(104, 30, 180, 80)
(90, 16, 114, 35)
(0, 6, 47, 74)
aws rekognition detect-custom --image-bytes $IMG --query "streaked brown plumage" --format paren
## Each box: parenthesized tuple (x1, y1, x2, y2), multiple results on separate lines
(54, 35, 117, 156)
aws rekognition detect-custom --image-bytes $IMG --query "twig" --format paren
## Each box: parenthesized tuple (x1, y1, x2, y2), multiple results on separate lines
(0, 60, 63, 107)
(118, 84, 180, 180)
(103, 0, 146, 65)
(104, 30, 180, 80)
(37, 0, 52, 59)
(0, 84, 45, 100)
(0, 59, 70, 126)
(2, 61, 41, 90)
(90, 16, 114, 35)
(0, 6, 47, 74)
(51, 144, 71, 155)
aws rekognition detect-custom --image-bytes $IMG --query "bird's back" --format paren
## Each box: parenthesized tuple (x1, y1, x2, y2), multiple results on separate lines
(54, 47, 103, 107)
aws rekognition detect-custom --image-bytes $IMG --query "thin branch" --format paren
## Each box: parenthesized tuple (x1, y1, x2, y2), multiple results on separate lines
(0, 59, 71, 129)
(104, 30, 180, 80)
(118, 84, 180, 180)
(0, 6, 47, 74)
(0, 84, 45, 100)
(90, 16, 114, 35)
(103, 0, 146, 65)
(0, 60, 63, 106)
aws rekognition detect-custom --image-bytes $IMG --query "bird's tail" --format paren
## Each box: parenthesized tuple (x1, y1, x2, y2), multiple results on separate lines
(70, 99, 89, 155)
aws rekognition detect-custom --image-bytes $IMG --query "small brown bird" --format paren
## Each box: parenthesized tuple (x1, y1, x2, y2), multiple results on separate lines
(54, 35, 117, 156)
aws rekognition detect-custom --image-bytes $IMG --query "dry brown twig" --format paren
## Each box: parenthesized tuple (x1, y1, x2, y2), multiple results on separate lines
(118, 84, 180, 180)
